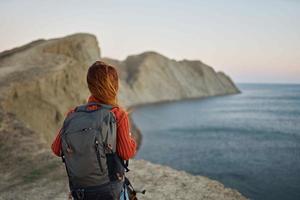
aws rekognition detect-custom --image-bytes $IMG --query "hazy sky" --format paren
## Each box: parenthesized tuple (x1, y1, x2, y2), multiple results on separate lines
(1, 0, 299, 83)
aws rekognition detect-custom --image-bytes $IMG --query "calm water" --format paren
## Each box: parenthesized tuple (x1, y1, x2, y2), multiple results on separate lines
(131, 84, 300, 200)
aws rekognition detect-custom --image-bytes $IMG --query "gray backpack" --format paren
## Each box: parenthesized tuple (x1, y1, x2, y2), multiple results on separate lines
(60, 102, 126, 190)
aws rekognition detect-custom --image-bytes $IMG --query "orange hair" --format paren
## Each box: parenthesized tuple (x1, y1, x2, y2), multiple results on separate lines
(87, 61, 119, 107)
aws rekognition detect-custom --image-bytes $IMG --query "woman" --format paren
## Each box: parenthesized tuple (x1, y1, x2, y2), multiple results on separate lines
(51, 61, 137, 200)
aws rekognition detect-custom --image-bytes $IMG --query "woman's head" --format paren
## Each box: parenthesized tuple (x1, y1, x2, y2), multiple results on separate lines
(87, 61, 119, 106)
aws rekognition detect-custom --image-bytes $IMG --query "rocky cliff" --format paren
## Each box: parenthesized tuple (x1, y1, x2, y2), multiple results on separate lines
(0, 33, 245, 200)
(103, 52, 239, 107)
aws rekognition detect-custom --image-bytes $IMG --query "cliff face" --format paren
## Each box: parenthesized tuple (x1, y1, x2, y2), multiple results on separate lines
(0, 33, 245, 200)
(104, 52, 239, 107)
(0, 33, 100, 142)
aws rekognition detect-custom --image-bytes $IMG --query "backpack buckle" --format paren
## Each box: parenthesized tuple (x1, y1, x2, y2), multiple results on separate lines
(104, 142, 113, 154)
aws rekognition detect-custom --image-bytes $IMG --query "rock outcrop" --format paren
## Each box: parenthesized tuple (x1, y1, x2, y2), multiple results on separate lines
(103, 52, 239, 107)
(0, 33, 100, 142)
(0, 33, 245, 200)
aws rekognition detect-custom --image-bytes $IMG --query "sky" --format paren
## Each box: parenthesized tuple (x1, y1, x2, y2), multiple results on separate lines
(0, 0, 299, 83)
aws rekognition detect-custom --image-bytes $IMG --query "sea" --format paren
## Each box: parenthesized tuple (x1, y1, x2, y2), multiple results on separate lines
(131, 83, 300, 200)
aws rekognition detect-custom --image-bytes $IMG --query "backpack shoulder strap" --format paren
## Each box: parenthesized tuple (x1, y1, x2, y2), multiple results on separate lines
(98, 110, 117, 153)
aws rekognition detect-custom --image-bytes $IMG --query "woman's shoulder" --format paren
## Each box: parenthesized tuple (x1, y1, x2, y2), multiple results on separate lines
(111, 106, 128, 121)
